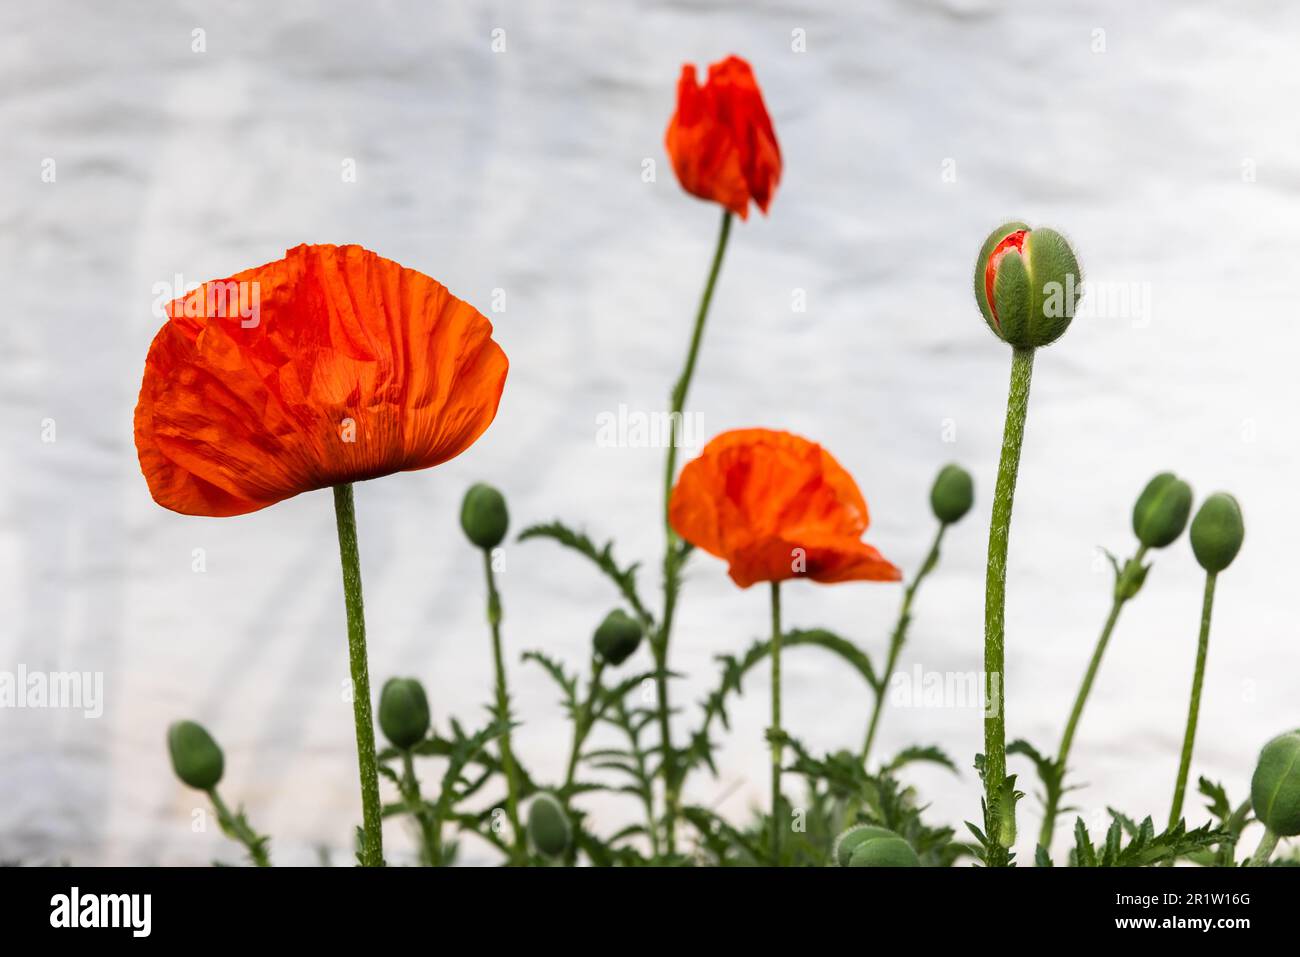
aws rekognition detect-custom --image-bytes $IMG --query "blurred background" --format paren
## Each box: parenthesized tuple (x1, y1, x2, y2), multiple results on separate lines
(2, 0, 1298, 865)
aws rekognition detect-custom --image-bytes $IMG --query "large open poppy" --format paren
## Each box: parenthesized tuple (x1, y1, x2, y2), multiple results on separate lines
(134, 243, 508, 517)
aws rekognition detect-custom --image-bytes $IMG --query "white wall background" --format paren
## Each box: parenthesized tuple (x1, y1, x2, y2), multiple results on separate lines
(2, 0, 1297, 865)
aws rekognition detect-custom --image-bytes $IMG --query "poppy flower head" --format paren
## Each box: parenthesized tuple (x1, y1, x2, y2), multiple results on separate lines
(665, 55, 782, 219)
(135, 244, 508, 517)
(669, 429, 900, 588)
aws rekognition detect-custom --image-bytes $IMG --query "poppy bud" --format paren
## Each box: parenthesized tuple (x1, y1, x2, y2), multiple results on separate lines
(1251, 730, 1300, 837)
(974, 223, 1082, 349)
(1131, 472, 1193, 549)
(460, 483, 508, 550)
(930, 464, 974, 525)
(378, 677, 430, 750)
(593, 609, 643, 667)
(1189, 493, 1244, 573)
(167, 720, 224, 791)
(847, 835, 920, 868)
(832, 824, 896, 867)
(527, 792, 571, 858)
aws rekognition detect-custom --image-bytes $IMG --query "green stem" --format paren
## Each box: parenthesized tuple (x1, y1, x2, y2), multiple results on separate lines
(770, 581, 783, 865)
(1250, 827, 1279, 867)
(1039, 544, 1149, 853)
(1169, 572, 1217, 830)
(400, 750, 441, 866)
(861, 523, 946, 765)
(482, 547, 525, 864)
(331, 483, 383, 867)
(564, 655, 605, 793)
(207, 788, 271, 867)
(982, 346, 1035, 867)
(656, 208, 733, 857)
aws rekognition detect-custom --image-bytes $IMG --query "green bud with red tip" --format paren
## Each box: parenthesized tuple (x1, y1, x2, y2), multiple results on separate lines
(974, 222, 1083, 348)
(1189, 493, 1244, 573)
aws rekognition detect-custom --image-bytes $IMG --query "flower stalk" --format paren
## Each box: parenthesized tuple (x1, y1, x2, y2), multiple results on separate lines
(769, 581, 784, 865)
(481, 547, 526, 864)
(1169, 571, 1217, 829)
(331, 483, 384, 867)
(656, 208, 733, 855)
(861, 523, 946, 765)
(982, 346, 1035, 865)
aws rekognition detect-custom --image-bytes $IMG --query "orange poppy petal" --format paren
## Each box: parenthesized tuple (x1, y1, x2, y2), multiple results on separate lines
(134, 244, 508, 516)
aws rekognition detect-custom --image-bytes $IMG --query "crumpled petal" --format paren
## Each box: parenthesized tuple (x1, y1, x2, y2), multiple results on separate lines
(669, 428, 899, 588)
(665, 56, 782, 219)
(134, 244, 508, 517)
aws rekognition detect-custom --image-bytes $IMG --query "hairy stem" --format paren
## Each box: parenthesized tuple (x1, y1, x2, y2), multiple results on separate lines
(332, 483, 383, 867)
(207, 788, 271, 867)
(769, 581, 783, 865)
(1250, 827, 1278, 867)
(656, 209, 733, 856)
(1039, 545, 1148, 853)
(400, 750, 441, 866)
(482, 547, 525, 864)
(861, 523, 946, 765)
(1169, 572, 1217, 830)
(982, 346, 1035, 866)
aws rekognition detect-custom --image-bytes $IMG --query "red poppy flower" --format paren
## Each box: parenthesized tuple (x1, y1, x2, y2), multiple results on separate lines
(665, 55, 782, 219)
(135, 244, 508, 517)
(669, 429, 900, 588)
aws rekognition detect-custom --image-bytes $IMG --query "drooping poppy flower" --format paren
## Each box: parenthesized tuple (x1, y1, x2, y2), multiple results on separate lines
(669, 429, 900, 588)
(665, 55, 782, 219)
(135, 243, 508, 517)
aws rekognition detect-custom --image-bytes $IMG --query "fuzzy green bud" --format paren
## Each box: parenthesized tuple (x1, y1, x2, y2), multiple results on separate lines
(460, 483, 509, 550)
(1132, 472, 1193, 549)
(832, 824, 896, 867)
(593, 609, 643, 666)
(974, 222, 1082, 349)
(1189, 492, 1244, 573)
(930, 463, 974, 525)
(378, 677, 430, 750)
(167, 720, 224, 791)
(527, 792, 571, 858)
(847, 835, 920, 868)
(1251, 730, 1300, 837)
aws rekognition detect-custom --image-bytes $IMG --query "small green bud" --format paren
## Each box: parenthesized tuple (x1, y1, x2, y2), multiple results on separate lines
(460, 483, 509, 550)
(593, 609, 643, 666)
(378, 677, 430, 750)
(930, 463, 974, 525)
(1251, 730, 1300, 837)
(527, 792, 571, 858)
(974, 222, 1082, 349)
(167, 720, 224, 791)
(1132, 472, 1193, 549)
(1189, 492, 1244, 573)
(832, 824, 896, 867)
(847, 835, 920, 868)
